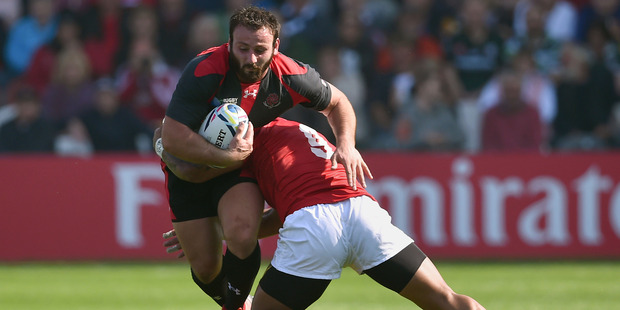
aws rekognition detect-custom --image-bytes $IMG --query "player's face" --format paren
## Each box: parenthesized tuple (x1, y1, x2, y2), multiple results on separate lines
(230, 25, 279, 83)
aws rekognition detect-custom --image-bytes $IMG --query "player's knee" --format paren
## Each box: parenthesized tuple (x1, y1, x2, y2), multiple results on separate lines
(222, 220, 259, 257)
(225, 231, 258, 258)
(189, 257, 221, 283)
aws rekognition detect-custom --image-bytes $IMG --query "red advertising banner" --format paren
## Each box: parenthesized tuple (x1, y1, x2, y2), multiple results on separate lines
(1, 152, 620, 261)
(1, 155, 178, 261)
(364, 151, 620, 259)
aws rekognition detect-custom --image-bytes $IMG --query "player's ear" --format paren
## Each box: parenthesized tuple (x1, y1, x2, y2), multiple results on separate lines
(273, 38, 280, 55)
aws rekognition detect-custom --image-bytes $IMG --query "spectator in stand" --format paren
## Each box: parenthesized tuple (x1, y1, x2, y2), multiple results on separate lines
(333, 10, 376, 90)
(479, 48, 557, 134)
(24, 12, 83, 94)
(54, 117, 93, 156)
(184, 13, 225, 62)
(552, 40, 618, 150)
(156, 0, 192, 68)
(79, 0, 123, 78)
(394, 8, 443, 60)
(283, 10, 374, 146)
(513, 0, 578, 42)
(373, 7, 443, 80)
(277, 0, 335, 64)
(585, 20, 620, 103)
(392, 61, 464, 152)
(115, 5, 159, 69)
(585, 19, 620, 73)
(77, 77, 152, 152)
(443, 0, 504, 152)
(444, 0, 504, 97)
(116, 37, 180, 130)
(481, 70, 542, 152)
(585, 21, 620, 149)
(3, 0, 58, 76)
(505, 3, 563, 78)
(40, 46, 95, 129)
(0, 86, 57, 153)
(366, 36, 417, 149)
(576, 0, 620, 42)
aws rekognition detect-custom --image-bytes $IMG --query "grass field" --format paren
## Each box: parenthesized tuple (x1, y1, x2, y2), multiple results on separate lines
(2, 260, 620, 309)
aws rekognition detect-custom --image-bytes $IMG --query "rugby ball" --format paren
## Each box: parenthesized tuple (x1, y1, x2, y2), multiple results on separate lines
(198, 103, 249, 149)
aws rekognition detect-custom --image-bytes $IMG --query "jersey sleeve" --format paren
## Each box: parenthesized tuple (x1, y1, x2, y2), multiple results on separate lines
(279, 56, 332, 111)
(165, 53, 224, 130)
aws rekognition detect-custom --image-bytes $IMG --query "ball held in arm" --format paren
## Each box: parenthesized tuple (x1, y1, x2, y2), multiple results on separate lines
(198, 103, 249, 149)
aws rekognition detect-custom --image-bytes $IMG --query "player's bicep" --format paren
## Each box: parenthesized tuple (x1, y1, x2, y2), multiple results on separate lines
(319, 82, 346, 116)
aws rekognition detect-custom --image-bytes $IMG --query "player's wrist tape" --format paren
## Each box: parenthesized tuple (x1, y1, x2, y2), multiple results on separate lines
(155, 138, 164, 159)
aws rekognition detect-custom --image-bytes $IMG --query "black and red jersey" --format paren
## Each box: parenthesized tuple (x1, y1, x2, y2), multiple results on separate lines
(166, 44, 332, 130)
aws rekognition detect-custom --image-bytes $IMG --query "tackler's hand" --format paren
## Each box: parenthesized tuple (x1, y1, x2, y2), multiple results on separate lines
(330, 144, 373, 191)
(162, 229, 185, 259)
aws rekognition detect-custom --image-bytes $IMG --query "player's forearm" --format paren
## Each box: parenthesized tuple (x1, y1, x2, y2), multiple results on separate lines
(322, 86, 357, 147)
(161, 116, 232, 167)
(162, 150, 239, 183)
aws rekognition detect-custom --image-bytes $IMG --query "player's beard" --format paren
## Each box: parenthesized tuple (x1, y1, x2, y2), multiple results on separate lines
(230, 51, 273, 83)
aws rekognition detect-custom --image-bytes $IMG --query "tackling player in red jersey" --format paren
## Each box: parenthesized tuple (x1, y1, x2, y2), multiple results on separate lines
(164, 118, 486, 310)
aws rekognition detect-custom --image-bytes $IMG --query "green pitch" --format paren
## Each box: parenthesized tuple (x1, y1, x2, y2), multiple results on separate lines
(2, 261, 619, 309)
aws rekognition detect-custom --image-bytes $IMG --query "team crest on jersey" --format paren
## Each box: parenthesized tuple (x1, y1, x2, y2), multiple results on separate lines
(263, 93, 280, 109)
(221, 98, 237, 104)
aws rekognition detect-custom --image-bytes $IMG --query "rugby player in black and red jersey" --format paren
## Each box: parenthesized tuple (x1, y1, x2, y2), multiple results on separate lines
(158, 6, 371, 310)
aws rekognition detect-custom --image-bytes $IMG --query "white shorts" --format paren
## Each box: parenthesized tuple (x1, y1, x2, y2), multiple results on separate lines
(270, 195, 414, 280)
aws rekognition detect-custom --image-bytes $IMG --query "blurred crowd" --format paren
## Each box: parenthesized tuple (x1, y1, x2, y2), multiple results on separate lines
(1, 0, 620, 155)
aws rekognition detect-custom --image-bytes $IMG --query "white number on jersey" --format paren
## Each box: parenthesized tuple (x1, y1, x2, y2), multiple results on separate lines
(298, 124, 334, 159)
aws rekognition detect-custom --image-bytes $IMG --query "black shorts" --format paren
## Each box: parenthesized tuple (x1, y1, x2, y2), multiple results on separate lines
(163, 165, 255, 222)
(259, 265, 331, 309)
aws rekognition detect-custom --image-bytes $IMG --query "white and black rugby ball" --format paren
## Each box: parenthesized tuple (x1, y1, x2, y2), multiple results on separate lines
(198, 103, 249, 149)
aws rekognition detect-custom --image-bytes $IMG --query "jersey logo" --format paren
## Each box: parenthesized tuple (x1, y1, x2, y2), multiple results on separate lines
(221, 98, 238, 104)
(263, 93, 281, 109)
(227, 282, 241, 295)
(243, 89, 258, 98)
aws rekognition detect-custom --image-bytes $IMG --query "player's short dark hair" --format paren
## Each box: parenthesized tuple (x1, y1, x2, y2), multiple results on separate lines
(229, 6, 280, 47)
